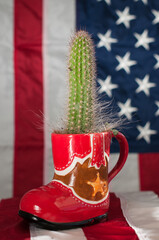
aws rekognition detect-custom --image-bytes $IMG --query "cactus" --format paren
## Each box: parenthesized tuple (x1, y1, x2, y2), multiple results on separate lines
(66, 30, 96, 134)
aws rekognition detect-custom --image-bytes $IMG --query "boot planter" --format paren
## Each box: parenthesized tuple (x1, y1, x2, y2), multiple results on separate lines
(19, 130, 128, 230)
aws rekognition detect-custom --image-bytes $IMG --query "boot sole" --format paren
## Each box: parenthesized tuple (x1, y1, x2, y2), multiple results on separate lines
(19, 210, 107, 230)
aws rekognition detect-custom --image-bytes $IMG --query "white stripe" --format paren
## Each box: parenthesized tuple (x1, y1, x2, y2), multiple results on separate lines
(109, 153, 139, 192)
(30, 224, 87, 240)
(117, 192, 159, 240)
(0, 0, 14, 198)
(43, 0, 75, 184)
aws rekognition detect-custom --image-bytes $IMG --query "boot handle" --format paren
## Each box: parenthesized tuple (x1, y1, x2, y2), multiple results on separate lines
(108, 131, 129, 183)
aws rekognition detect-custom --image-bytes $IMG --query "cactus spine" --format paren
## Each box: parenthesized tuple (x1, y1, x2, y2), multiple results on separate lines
(66, 31, 96, 134)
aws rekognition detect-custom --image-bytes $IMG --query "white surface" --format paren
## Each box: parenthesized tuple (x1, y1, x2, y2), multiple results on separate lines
(0, 0, 14, 198)
(109, 153, 140, 192)
(30, 224, 86, 240)
(117, 191, 159, 240)
(43, 0, 75, 184)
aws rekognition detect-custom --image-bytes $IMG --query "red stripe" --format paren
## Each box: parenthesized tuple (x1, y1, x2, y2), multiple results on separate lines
(139, 153, 159, 191)
(14, 0, 44, 197)
(0, 198, 30, 240)
(82, 193, 139, 240)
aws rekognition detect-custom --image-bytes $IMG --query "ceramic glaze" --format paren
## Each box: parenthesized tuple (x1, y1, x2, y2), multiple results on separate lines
(19, 131, 128, 229)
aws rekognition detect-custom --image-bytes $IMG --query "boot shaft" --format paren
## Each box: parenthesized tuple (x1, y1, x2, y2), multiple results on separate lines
(52, 132, 112, 202)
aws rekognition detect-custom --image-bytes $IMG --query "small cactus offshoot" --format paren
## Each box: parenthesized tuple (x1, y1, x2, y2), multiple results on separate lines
(66, 31, 96, 134)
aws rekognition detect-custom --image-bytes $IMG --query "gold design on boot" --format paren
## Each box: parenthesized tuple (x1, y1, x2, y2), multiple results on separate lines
(54, 157, 108, 201)
(87, 173, 107, 197)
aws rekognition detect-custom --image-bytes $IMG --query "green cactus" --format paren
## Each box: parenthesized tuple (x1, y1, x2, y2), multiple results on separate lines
(66, 30, 96, 134)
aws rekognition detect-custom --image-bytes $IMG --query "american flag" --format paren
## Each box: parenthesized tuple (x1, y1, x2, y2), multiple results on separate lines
(0, 0, 158, 198)
(0, 0, 159, 239)
(77, 0, 159, 192)
(77, 0, 159, 152)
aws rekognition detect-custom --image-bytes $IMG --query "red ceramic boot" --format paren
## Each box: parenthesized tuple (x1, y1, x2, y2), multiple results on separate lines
(19, 131, 128, 230)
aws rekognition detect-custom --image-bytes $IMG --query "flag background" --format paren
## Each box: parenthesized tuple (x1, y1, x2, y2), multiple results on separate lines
(1, 0, 159, 239)
(0, 0, 159, 199)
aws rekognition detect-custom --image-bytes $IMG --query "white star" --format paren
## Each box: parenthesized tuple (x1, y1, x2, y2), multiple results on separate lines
(154, 54, 159, 69)
(155, 101, 159, 116)
(117, 99, 138, 120)
(98, 76, 118, 97)
(116, 7, 136, 28)
(105, 0, 111, 4)
(97, 30, 118, 51)
(134, 30, 155, 50)
(116, 52, 137, 74)
(152, 10, 159, 24)
(97, 0, 111, 5)
(134, 0, 148, 5)
(137, 122, 157, 143)
(135, 75, 156, 96)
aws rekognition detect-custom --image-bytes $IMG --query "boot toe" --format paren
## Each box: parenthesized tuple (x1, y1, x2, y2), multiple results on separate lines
(19, 185, 60, 222)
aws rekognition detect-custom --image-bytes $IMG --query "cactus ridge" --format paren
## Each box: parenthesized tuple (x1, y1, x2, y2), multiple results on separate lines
(66, 31, 96, 134)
